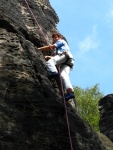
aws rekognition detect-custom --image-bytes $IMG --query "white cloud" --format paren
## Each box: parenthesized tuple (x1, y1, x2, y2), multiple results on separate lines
(77, 25, 99, 58)
(110, 10, 113, 17)
(107, 10, 113, 21)
(106, 3, 113, 26)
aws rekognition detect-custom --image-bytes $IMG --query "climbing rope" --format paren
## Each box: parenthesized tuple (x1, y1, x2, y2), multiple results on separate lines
(24, 1, 73, 150)
(58, 66, 74, 150)
(24, 0, 52, 49)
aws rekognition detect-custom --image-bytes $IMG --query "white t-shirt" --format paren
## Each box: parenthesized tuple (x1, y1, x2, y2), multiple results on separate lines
(54, 39, 70, 54)
(54, 39, 73, 59)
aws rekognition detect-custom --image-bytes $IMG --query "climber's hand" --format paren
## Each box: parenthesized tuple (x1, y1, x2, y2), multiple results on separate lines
(44, 56, 52, 60)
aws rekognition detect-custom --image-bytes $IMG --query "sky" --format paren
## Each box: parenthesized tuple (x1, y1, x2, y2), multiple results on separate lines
(49, 0, 113, 95)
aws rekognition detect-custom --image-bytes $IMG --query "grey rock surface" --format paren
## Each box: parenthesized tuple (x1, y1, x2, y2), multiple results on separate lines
(99, 94, 113, 143)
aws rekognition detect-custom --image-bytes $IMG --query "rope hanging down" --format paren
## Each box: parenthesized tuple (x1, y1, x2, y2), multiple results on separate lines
(24, 1, 74, 150)
(58, 66, 74, 150)
(24, 0, 51, 48)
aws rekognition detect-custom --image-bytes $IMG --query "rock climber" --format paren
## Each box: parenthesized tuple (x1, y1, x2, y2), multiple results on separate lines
(38, 32, 75, 101)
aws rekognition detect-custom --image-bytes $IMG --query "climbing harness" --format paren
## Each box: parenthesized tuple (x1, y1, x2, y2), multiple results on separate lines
(24, 1, 74, 150)
(58, 51, 74, 68)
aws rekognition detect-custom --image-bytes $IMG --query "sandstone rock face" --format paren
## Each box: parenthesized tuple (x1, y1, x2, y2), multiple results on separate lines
(99, 94, 113, 142)
(98, 133, 113, 150)
(0, 0, 106, 150)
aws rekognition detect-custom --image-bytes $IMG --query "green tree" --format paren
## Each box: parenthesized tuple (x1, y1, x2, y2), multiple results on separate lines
(74, 84, 104, 131)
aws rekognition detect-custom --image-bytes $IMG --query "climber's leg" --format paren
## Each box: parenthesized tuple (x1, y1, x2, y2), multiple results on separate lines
(60, 65, 75, 101)
(46, 54, 67, 77)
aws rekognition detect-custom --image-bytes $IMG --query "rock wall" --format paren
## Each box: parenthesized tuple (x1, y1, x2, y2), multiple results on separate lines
(0, 0, 106, 149)
(98, 133, 113, 150)
(99, 94, 113, 142)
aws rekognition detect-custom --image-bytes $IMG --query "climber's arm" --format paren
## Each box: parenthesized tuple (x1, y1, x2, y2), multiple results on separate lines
(38, 44, 55, 51)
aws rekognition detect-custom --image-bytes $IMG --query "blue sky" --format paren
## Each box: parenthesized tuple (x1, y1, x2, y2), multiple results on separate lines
(49, 0, 113, 95)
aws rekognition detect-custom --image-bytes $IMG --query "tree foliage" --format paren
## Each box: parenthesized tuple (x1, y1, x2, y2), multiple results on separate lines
(74, 84, 104, 131)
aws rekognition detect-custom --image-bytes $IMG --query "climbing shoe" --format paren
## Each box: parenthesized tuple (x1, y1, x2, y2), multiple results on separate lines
(48, 72, 59, 79)
(65, 93, 75, 101)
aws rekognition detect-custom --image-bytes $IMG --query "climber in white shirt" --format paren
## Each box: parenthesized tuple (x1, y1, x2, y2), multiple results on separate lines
(38, 32, 75, 101)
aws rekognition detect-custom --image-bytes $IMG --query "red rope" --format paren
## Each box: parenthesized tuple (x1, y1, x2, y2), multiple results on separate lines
(58, 66, 74, 150)
(24, 1, 73, 149)
(24, 0, 52, 49)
